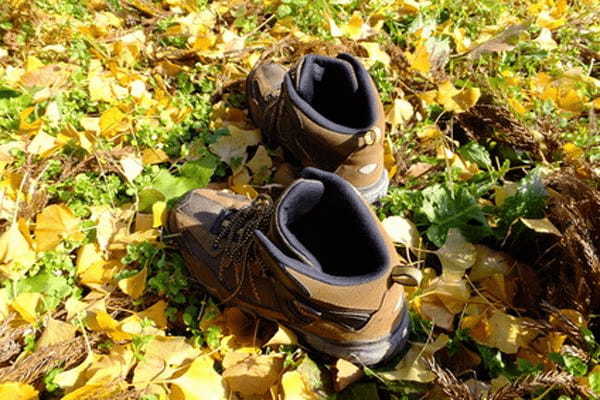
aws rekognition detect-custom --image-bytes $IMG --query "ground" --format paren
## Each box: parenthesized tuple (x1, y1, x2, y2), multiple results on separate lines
(0, 0, 599, 399)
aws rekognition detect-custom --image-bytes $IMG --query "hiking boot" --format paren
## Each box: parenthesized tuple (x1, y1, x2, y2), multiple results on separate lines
(246, 53, 388, 203)
(168, 168, 415, 365)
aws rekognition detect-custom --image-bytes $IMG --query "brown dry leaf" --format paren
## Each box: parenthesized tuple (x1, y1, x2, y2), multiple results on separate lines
(333, 359, 364, 392)
(37, 318, 78, 347)
(35, 204, 84, 251)
(222, 354, 283, 396)
(466, 24, 528, 59)
(117, 267, 147, 299)
(0, 382, 39, 399)
(381, 334, 449, 382)
(169, 356, 227, 400)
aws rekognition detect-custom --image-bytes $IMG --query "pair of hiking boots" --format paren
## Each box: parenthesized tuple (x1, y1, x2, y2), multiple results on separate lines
(169, 54, 417, 365)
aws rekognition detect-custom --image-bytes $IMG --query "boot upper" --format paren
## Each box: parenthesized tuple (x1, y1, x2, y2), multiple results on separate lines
(246, 54, 386, 191)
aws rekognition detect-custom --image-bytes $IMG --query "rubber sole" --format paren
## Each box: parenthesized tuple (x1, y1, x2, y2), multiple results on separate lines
(355, 168, 390, 204)
(299, 305, 410, 366)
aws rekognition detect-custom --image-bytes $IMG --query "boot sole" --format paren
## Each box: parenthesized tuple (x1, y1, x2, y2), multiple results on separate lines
(355, 169, 390, 204)
(298, 305, 410, 366)
(168, 210, 407, 366)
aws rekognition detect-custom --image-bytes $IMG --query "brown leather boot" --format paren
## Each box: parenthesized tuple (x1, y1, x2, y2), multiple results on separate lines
(168, 168, 413, 365)
(246, 54, 388, 203)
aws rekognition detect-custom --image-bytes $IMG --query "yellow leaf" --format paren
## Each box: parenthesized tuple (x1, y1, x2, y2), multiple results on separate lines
(222, 354, 283, 396)
(35, 204, 84, 251)
(0, 221, 36, 279)
(405, 40, 431, 74)
(469, 245, 513, 281)
(507, 97, 528, 114)
(26, 56, 44, 72)
(534, 28, 558, 50)
(563, 142, 585, 162)
(169, 356, 227, 400)
(120, 155, 143, 182)
(152, 201, 167, 228)
(38, 318, 78, 347)
(10, 292, 42, 323)
(281, 370, 315, 400)
(0, 382, 38, 399)
(230, 184, 258, 199)
(118, 267, 147, 299)
(341, 12, 364, 40)
(557, 88, 585, 113)
(382, 216, 420, 249)
(138, 300, 168, 329)
(435, 229, 476, 280)
(361, 42, 391, 67)
(246, 145, 272, 184)
(452, 87, 481, 112)
(19, 107, 43, 135)
(463, 311, 526, 354)
(142, 148, 169, 165)
(416, 125, 442, 140)
(390, 98, 414, 131)
(264, 325, 298, 347)
(417, 277, 471, 330)
(593, 97, 600, 110)
(333, 359, 363, 392)
(520, 217, 562, 236)
(86, 310, 132, 341)
(28, 131, 58, 156)
(76, 243, 104, 275)
(60, 383, 129, 400)
(381, 334, 449, 382)
(208, 125, 261, 167)
(437, 81, 480, 113)
(78, 259, 122, 287)
(99, 107, 127, 137)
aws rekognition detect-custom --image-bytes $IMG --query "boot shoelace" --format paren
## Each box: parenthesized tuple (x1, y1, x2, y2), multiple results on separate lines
(212, 194, 275, 303)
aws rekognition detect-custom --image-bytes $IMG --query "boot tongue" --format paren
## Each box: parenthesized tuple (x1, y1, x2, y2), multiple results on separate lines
(294, 54, 359, 104)
(272, 179, 325, 271)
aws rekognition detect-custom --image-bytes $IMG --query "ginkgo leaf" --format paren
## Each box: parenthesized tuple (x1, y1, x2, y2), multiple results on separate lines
(142, 148, 169, 165)
(0, 221, 36, 279)
(222, 354, 283, 396)
(462, 311, 530, 354)
(117, 267, 147, 299)
(169, 356, 227, 400)
(152, 201, 167, 228)
(520, 217, 562, 236)
(209, 125, 261, 167)
(137, 300, 168, 329)
(333, 359, 363, 392)
(264, 324, 298, 347)
(10, 292, 43, 323)
(0, 382, 38, 399)
(99, 107, 127, 137)
(280, 370, 315, 400)
(37, 317, 78, 347)
(435, 229, 476, 280)
(27, 131, 58, 156)
(382, 216, 420, 249)
(361, 42, 391, 67)
(35, 204, 84, 251)
(406, 40, 431, 74)
(381, 334, 449, 382)
(120, 154, 143, 182)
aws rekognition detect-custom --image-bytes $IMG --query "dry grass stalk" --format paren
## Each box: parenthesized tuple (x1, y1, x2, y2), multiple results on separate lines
(0, 335, 97, 384)
(0, 314, 27, 365)
(425, 357, 476, 400)
(487, 369, 590, 400)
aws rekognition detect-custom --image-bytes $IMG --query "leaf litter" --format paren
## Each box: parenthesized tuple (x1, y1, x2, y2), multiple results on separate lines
(0, 0, 598, 399)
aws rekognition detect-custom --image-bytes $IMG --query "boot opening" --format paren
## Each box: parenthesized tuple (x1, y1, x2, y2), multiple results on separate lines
(286, 53, 379, 134)
(278, 172, 389, 279)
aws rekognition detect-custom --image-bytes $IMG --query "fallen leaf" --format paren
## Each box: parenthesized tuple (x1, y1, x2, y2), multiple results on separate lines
(222, 354, 283, 396)
(152, 201, 167, 228)
(169, 356, 227, 400)
(462, 311, 528, 354)
(117, 267, 147, 299)
(137, 300, 168, 329)
(264, 324, 298, 347)
(209, 125, 261, 167)
(99, 107, 127, 137)
(37, 317, 78, 347)
(520, 217, 562, 236)
(0, 382, 38, 399)
(246, 145, 272, 184)
(120, 154, 143, 182)
(142, 148, 169, 165)
(469, 245, 513, 281)
(10, 292, 43, 323)
(417, 276, 471, 330)
(333, 359, 363, 392)
(361, 42, 391, 67)
(381, 334, 449, 382)
(35, 204, 84, 251)
(435, 229, 476, 280)
(437, 81, 481, 113)
(382, 216, 420, 249)
(0, 221, 37, 279)
(280, 370, 315, 400)
(405, 40, 431, 74)
(466, 24, 528, 59)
